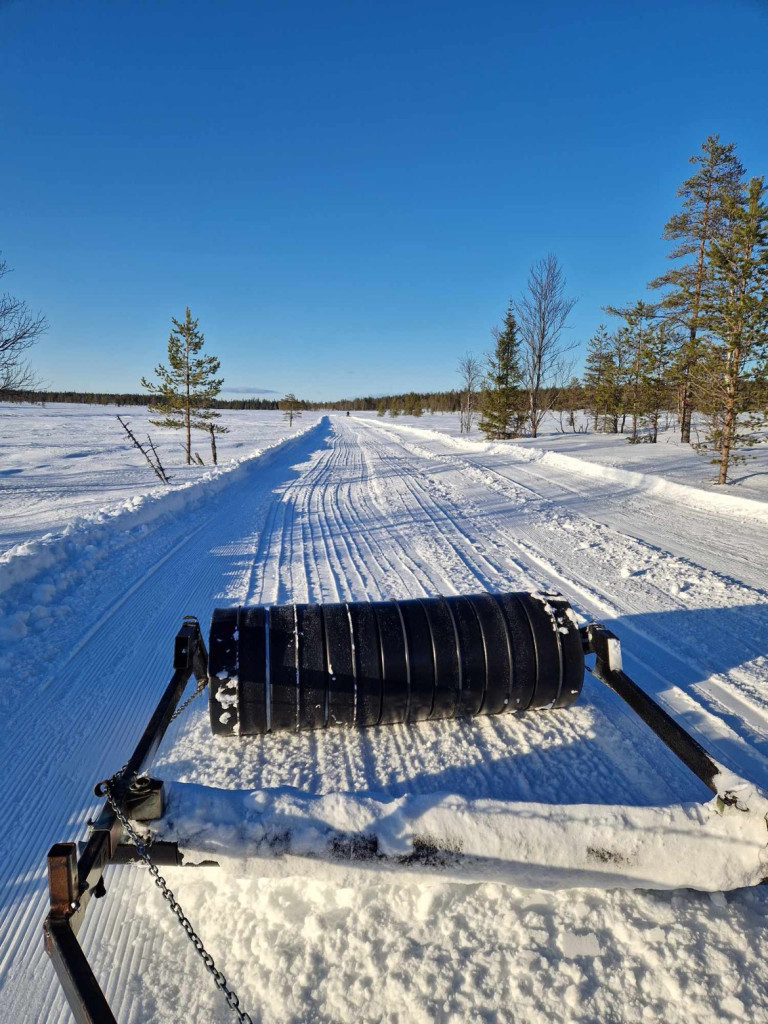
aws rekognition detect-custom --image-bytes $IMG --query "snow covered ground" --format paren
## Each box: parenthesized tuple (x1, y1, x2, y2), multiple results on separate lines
(0, 403, 324, 551)
(354, 409, 768, 505)
(1, 406, 767, 1022)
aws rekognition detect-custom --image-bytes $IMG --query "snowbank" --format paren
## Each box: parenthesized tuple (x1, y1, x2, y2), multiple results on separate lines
(0, 417, 328, 601)
(155, 775, 768, 892)
(358, 416, 768, 526)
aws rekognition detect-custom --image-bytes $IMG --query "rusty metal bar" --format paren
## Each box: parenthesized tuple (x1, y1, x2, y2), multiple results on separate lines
(44, 916, 117, 1024)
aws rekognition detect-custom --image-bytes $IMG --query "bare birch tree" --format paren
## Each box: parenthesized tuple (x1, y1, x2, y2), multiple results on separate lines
(0, 255, 47, 396)
(457, 353, 482, 433)
(514, 254, 577, 437)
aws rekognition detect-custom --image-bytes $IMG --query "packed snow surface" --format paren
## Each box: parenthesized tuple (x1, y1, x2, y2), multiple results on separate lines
(1, 405, 767, 1022)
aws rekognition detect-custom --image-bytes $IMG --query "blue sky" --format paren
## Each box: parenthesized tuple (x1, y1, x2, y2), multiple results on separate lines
(1, 0, 767, 400)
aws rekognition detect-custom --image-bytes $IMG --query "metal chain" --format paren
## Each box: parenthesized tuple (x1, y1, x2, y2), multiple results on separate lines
(103, 782, 253, 1024)
(98, 675, 253, 1024)
(94, 678, 209, 800)
(170, 675, 209, 721)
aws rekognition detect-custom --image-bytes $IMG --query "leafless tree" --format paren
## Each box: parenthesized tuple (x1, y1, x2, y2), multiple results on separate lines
(0, 256, 47, 396)
(457, 353, 482, 433)
(514, 254, 577, 437)
(116, 416, 170, 484)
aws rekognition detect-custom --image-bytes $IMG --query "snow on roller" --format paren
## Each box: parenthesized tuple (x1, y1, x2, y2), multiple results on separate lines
(43, 592, 768, 1023)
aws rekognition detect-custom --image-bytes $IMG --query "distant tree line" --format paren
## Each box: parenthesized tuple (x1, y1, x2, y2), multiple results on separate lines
(5, 389, 283, 410)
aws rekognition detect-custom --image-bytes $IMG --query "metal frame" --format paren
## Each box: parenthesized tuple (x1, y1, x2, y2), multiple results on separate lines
(43, 617, 208, 1024)
(42, 616, 754, 1023)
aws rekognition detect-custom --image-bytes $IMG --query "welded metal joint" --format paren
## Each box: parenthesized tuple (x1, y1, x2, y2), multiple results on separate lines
(47, 842, 79, 916)
(125, 777, 166, 821)
(174, 615, 208, 681)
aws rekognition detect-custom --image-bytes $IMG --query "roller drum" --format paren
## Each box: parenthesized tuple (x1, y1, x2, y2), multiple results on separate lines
(208, 592, 584, 736)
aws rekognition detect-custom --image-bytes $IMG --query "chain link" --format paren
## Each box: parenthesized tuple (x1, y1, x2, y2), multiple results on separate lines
(170, 676, 209, 722)
(99, 674, 252, 1024)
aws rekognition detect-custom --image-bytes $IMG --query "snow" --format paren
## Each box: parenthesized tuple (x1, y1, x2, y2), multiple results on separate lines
(153, 780, 768, 891)
(1, 406, 767, 1022)
(353, 410, 768, 523)
(356, 409, 768, 503)
(0, 403, 324, 551)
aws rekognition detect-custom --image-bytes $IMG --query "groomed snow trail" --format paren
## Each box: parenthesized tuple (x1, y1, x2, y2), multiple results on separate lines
(2, 416, 767, 1023)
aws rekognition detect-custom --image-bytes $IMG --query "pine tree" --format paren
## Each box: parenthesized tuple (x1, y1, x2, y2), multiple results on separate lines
(280, 392, 302, 427)
(697, 176, 768, 483)
(605, 302, 649, 437)
(583, 325, 614, 430)
(650, 136, 746, 443)
(606, 323, 633, 433)
(479, 305, 524, 439)
(639, 321, 677, 442)
(403, 392, 423, 416)
(141, 308, 225, 465)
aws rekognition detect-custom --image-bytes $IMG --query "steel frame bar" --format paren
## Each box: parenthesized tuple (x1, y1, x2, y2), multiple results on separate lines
(43, 617, 208, 1024)
(582, 623, 721, 794)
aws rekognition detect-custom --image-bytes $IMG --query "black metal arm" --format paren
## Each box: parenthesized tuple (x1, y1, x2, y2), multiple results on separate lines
(581, 622, 721, 794)
(43, 617, 208, 1024)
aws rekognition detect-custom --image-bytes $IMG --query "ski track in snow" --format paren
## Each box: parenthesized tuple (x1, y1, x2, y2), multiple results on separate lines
(1, 414, 768, 1022)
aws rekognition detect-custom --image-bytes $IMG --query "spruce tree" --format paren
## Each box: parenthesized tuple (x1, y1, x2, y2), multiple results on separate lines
(141, 308, 225, 465)
(639, 321, 677, 442)
(479, 305, 523, 439)
(583, 325, 614, 430)
(698, 176, 768, 483)
(650, 136, 745, 443)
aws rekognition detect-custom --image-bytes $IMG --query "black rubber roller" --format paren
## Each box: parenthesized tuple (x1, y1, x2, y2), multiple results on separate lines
(208, 592, 585, 736)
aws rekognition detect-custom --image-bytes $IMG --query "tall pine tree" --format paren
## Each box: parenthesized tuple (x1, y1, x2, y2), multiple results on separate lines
(141, 307, 225, 465)
(698, 176, 768, 484)
(479, 305, 523, 439)
(650, 135, 745, 443)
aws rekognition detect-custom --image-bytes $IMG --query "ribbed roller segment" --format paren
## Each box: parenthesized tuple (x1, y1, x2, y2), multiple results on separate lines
(209, 592, 585, 736)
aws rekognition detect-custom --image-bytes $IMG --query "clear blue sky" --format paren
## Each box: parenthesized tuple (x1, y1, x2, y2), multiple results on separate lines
(2, 0, 767, 401)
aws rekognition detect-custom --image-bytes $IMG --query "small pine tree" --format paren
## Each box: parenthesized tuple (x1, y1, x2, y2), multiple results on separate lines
(605, 301, 665, 438)
(140, 308, 224, 465)
(583, 325, 614, 430)
(638, 321, 677, 442)
(403, 392, 423, 416)
(479, 305, 524, 439)
(280, 393, 302, 427)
